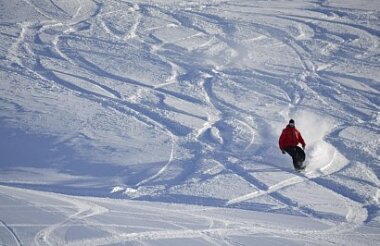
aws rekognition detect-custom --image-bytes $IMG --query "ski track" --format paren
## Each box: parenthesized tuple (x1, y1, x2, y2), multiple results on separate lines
(1, 0, 379, 244)
(0, 219, 22, 246)
(32, 191, 109, 245)
(20, 0, 53, 20)
(0, 185, 360, 246)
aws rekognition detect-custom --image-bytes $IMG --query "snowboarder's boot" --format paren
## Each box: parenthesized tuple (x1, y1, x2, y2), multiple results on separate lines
(294, 161, 306, 172)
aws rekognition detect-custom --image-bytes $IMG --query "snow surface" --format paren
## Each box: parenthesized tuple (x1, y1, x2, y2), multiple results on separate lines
(0, 0, 379, 245)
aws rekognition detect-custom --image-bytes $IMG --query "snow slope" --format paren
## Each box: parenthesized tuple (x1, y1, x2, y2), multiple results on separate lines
(0, 0, 379, 245)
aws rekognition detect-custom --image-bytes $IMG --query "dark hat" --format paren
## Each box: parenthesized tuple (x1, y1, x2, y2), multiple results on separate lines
(289, 119, 295, 124)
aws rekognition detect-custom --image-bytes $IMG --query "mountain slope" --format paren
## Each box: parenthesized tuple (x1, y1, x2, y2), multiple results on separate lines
(0, 0, 379, 245)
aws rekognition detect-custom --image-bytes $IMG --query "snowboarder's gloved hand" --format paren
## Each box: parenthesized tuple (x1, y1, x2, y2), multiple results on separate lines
(281, 149, 285, 154)
(302, 145, 305, 150)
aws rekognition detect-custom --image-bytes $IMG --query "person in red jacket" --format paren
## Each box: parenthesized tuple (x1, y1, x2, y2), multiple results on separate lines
(279, 119, 306, 170)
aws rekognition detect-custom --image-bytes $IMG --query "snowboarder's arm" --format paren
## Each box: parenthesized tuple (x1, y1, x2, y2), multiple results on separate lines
(297, 130, 306, 148)
(279, 130, 285, 150)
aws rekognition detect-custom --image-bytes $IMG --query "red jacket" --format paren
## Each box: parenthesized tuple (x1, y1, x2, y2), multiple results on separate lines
(279, 125, 305, 150)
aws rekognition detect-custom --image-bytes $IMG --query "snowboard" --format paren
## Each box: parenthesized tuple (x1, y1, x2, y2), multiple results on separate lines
(294, 146, 306, 171)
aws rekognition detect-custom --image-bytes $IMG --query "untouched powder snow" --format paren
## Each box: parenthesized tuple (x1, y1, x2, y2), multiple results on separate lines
(0, 0, 379, 245)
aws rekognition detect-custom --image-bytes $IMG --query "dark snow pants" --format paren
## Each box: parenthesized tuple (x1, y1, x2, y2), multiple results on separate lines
(284, 146, 305, 169)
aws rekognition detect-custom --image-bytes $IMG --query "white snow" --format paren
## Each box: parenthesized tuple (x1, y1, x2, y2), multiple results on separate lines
(0, 0, 379, 245)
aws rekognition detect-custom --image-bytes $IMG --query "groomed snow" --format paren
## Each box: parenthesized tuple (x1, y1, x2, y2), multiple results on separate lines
(0, 0, 379, 245)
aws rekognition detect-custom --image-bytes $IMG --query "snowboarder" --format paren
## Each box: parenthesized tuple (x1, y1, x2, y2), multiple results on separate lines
(279, 119, 306, 171)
